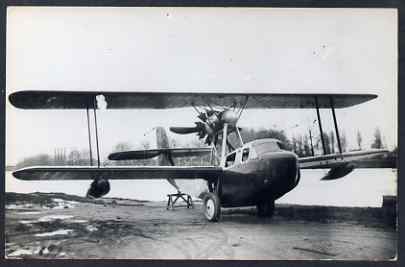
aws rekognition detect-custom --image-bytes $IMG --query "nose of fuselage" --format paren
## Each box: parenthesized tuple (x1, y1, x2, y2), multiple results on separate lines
(261, 151, 299, 191)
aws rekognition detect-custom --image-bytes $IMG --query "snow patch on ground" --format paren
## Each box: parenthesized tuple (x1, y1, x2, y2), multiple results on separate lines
(86, 225, 98, 232)
(7, 248, 38, 257)
(38, 215, 74, 222)
(19, 220, 37, 224)
(20, 215, 87, 225)
(6, 198, 78, 211)
(6, 204, 34, 209)
(51, 198, 79, 209)
(35, 229, 73, 237)
(8, 249, 32, 257)
(70, 219, 88, 223)
(19, 211, 42, 215)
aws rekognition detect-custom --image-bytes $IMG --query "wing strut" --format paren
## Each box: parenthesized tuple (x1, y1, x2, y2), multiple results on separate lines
(93, 99, 101, 167)
(236, 127, 244, 146)
(315, 96, 326, 155)
(308, 128, 315, 156)
(220, 123, 228, 167)
(330, 97, 343, 156)
(85, 104, 94, 166)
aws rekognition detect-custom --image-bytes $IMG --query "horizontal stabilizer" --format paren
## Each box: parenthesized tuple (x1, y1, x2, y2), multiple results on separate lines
(9, 90, 377, 109)
(169, 127, 200, 134)
(108, 147, 212, 161)
(12, 166, 221, 181)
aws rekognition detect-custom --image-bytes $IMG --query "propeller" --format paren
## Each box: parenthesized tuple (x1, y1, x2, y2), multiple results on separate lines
(170, 107, 243, 147)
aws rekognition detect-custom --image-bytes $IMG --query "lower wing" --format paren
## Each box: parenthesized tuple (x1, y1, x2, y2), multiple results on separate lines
(12, 166, 222, 181)
(299, 149, 389, 169)
(298, 149, 389, 180)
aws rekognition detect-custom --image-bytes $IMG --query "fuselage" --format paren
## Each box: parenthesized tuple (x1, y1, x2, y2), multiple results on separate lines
(219, 138, 300, 207)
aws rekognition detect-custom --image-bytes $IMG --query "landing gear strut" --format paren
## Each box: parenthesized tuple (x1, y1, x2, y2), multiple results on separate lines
(257, 200, 275, 218)
(204, 177, 221, 222)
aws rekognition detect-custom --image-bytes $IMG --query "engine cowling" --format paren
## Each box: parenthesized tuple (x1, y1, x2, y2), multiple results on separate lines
(221, 110, 239, 125)
(86, 178, 110, 198)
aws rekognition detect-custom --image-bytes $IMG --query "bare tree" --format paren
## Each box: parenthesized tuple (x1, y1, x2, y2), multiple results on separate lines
(329, 131, 335, 154)
(303, 134, 312, 156)
(356, 130, 363, 150)
(340, 131, 347, 152)
(371, 127, 383, 149)
(16, 154, 52, 169)
(113, 142, 133, 166)
(68, 149, 81, 165)
(323, 133, 331, 154)
(170, 137, 178, 148)
(114, 142, 132, 152)
(140, 140, 150, 150)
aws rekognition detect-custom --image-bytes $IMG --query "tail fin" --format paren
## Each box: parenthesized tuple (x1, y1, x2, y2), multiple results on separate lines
(156, 127, 173, 166)
(156, 126, 170, 149)
(155, 127, 179, 191)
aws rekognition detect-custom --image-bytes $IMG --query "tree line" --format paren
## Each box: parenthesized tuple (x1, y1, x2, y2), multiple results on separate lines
(14, 127, 390, 168)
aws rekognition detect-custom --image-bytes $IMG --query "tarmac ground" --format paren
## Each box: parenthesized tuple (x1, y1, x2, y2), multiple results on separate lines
(5, 192, 397, 260)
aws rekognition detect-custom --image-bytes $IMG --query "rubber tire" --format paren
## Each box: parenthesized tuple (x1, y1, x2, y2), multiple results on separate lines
(257, 200, 275, 218)
(203, 192, 221, 222)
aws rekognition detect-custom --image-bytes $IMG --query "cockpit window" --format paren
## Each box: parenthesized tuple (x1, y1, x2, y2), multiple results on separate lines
(225, 152, 236, 167)
(252, 141, 281, 155)
(242, 148, 249, 162)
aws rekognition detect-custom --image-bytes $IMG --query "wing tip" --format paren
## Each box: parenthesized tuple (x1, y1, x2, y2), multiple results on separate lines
(366, 93, 378, 101)
(8, 90, 45, 109)
(107, 153, 118, 161)
(8, 91, 22, 109)
(12, 169, 25, 180)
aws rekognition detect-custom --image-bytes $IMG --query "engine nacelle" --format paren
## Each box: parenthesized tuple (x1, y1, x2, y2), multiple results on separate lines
(86, 178, 111, 198)
(321, 162, 356, 181)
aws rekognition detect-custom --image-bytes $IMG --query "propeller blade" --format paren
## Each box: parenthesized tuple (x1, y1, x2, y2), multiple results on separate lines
(205, 135, 212, 145)
(170, 127, 199, 134)
(197, 112, 208, 122)
(198, 131, 206, 138)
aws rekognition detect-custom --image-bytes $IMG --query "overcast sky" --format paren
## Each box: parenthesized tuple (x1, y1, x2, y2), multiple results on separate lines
(6, 7, 397, 165)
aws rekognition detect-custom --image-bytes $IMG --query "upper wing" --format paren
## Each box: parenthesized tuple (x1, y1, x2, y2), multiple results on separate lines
(108, 148, 212, 160)
(9, 90, 377, 109)
(299, 149, 389, 169)
(12, 166, 222, 181)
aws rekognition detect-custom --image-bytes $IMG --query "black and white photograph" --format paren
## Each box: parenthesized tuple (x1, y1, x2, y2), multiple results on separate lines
(4, 7, 397, 260)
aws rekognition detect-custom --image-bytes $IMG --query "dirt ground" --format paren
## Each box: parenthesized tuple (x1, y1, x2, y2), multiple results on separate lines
(5, 192, 397, 260)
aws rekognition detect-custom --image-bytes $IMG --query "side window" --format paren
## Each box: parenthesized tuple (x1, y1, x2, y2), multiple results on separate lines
(242, 148, 249, 162)
(225, 152, 236, 167)
(249, 146, 258, 160)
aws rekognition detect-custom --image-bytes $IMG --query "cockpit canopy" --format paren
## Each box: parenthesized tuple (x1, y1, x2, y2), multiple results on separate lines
(250, 138, 287, 155)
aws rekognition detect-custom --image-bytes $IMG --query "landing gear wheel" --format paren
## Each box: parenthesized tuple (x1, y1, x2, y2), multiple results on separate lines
(203, 192, 221, 222)
(257, 200, 275, 218)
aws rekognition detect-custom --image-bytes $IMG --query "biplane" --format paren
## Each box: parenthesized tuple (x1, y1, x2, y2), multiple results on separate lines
(9, 91, 388, 221)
